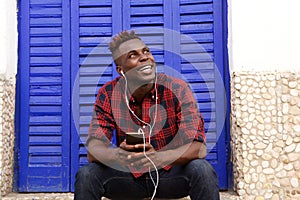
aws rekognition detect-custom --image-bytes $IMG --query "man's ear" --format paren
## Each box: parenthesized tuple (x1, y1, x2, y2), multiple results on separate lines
(116, 66, 123, 75)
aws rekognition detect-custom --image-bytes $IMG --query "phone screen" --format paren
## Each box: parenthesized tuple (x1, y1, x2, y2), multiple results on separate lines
(125, 132, 144, 145)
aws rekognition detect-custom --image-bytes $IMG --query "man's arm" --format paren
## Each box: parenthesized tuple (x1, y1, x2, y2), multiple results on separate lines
(167, 141, 206, 166)
(129, 141, 206, 169)
(87, 139, 134, 171)
(87, 137, 156, 168)
(165, 81, 207, 166)
(87, 139, 117, 164)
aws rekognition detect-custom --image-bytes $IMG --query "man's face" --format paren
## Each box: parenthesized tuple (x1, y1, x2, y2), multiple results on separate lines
(117, 39, 156, 85)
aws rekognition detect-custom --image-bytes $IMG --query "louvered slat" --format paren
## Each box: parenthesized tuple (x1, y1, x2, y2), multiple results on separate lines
(70, 1, 117, 189)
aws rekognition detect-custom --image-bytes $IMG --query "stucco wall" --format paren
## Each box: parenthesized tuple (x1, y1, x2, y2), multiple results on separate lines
(0, 0, 17, 76)
(0, 1, 17, 196)
(231, 71, 300, 200)
(0, 75, 15, 197)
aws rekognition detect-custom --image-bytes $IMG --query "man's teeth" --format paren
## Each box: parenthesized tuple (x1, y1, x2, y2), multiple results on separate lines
(140, 65, 151, 71)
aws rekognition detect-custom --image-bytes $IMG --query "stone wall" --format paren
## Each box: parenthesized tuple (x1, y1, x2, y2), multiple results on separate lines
(0, 75, 15, 197)
(231, 71, 300, 200)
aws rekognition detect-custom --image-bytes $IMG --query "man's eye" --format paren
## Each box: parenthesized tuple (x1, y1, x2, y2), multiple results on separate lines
(144, 49, 150, 54)
(129, 54, 135, 58)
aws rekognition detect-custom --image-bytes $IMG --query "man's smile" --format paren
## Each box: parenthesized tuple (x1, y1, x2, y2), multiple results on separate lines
(135, 63, 155, 75)
(138, 64, 153, 72)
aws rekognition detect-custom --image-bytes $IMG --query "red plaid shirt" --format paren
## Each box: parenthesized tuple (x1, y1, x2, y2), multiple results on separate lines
(87, 73, 206, 177)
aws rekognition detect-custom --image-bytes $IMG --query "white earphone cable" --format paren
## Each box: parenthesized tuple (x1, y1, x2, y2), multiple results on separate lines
(122, 72, 159, 200)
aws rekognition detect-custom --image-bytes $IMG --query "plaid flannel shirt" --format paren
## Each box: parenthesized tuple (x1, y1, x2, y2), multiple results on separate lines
(87, 73, 206, 177)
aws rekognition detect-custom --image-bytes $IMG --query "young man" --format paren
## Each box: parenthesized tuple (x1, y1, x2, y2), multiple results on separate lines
(74, 30, 220, 200)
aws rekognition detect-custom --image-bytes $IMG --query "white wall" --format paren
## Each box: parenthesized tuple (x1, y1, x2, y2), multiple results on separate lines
(229, 0, 300, 72)
(0, 0, 18, 76)
(2, 0, 300, 74)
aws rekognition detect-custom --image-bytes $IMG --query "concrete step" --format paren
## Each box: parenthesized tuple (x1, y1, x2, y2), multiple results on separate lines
(2, 191, 238, 200)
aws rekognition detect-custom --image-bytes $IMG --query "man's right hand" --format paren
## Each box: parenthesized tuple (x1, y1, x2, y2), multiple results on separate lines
(118, 141, 152, 167)
(87, 139, 149, 172)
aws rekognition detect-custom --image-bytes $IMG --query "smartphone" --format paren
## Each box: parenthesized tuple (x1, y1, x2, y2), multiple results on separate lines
(125, 132, 144, 145)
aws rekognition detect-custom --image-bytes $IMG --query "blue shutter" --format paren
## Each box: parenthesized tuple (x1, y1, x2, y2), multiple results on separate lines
(17, 0, 70, 191)
(70, 0, 122, 191)
(177, 0, 228, 188)
(122, 0, 167, 70)
(17, 0, 229, 192)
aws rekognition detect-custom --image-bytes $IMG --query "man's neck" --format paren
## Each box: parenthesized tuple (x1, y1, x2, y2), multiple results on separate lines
(128, 82, 154, 105)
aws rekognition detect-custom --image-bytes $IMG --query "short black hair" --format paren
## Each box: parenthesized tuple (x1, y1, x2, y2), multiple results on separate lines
(109, 30, 141, 63)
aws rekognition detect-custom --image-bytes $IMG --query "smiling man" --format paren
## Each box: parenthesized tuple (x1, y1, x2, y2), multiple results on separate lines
(74, 30, 220, 200)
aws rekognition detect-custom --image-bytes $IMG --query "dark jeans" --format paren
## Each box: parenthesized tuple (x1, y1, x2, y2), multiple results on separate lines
(74, 159, 219, 200)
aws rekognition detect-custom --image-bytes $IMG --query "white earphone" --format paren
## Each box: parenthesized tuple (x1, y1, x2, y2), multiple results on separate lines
(122, 71, 159, 200)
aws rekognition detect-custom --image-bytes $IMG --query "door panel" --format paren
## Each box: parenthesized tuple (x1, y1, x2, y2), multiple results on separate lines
(17, 0, 228, 192)
(17, 0, 70, 191)
(70, 0, 122, 191)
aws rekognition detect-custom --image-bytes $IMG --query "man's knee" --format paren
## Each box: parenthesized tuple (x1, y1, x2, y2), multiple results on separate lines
(186, 159, 218, 180)
(76, 163, 103, 183)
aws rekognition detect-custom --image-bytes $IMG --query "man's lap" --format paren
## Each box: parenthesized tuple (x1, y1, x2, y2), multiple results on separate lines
(77, 159, 214, 199)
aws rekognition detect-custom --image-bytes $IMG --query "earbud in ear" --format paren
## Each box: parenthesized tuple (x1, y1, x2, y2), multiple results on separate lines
(120, 70, 125, 76)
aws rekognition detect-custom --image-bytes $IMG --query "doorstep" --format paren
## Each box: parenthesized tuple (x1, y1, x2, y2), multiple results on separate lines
(2, 191, 238, 200)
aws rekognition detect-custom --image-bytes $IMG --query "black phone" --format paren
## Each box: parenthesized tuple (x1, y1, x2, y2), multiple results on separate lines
(125, 132, 144, 145)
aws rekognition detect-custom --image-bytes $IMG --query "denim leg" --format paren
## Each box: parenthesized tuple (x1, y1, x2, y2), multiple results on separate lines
(74, 162, 149, 200)
(74, 160, 219, 200)
(185, 159, 220, 200)
(154, 159, 219, 200)
(74, 163, 105, 200)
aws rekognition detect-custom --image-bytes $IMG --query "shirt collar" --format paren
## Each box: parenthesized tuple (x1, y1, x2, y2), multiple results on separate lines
(121, 73, 164, 103)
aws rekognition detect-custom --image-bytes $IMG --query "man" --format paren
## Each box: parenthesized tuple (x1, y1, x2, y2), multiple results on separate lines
(74, 30, 219, 200)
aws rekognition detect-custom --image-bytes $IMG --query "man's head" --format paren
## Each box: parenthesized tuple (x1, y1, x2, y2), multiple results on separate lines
(109, 30, 156, 85)
(109, 30, 141, 63)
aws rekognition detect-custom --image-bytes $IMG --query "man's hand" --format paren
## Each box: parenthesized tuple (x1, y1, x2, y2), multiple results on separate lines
(119, 141, 169, 171)
(119, 140, 151, 152)
(88, 139, 135, 171)
(122, 141, 207, 170)
(88, 139, 206, 173)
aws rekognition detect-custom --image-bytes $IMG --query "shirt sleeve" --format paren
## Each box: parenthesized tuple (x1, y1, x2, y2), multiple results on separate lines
(176, 82, 206, 145)
(86, 87, 115, 146)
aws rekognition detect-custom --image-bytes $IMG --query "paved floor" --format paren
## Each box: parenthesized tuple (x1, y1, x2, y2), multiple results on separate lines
(2, 191, 238, 200)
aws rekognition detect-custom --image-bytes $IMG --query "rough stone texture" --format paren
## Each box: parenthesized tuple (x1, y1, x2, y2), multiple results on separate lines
(231, 71, 300, 200)
(0, 75, 16, 198)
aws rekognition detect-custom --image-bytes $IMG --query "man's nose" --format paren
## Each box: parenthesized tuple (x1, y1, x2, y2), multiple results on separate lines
(139, 53, 149, 62)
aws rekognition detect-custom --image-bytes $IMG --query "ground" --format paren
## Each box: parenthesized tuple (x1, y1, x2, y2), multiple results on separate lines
(2, 191, 238, 200)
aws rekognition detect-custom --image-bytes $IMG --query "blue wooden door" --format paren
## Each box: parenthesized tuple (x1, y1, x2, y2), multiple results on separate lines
(17, 0, 71, 191)
(17, 0, 229, 192)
